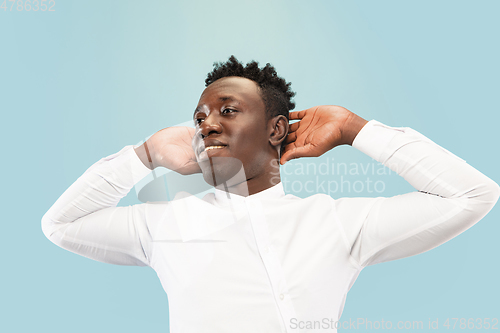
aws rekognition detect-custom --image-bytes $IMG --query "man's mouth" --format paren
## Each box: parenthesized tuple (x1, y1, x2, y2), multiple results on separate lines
(204, 145, 226, 152)
(196, 139, 228, 156)
(196, 143, 228, 159)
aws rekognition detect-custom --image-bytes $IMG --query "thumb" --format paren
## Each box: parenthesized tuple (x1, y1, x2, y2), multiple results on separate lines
(280, 145, 315, 165)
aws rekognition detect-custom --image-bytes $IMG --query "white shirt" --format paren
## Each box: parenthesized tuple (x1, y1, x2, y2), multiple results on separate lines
(42, 120, 500, 333)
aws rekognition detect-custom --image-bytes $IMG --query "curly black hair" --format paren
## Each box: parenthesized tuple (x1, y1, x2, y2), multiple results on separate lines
(205, 55, 296, 122)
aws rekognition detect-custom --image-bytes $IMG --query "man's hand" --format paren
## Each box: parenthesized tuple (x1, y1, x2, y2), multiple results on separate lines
(280, 105, 368, 165)
(135, 126, 202, 175)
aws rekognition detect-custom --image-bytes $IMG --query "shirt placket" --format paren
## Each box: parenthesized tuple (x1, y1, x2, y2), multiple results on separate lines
(245, 197, 297, 333)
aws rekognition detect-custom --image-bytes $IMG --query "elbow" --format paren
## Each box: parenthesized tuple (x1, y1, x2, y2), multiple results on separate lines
(492, 179, 500, 202)
(41, 212, 57, 243)
(41, 212, 66, 251)
(467, 177, 500, 219)
(481, 177, 500, 206)
(490, 180, 500, 210)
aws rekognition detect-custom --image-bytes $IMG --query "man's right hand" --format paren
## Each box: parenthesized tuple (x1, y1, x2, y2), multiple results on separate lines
(134, 126, 202, 175)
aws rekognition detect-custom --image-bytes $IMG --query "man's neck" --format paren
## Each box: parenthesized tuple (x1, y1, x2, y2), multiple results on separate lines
(214, 160, 281, 197)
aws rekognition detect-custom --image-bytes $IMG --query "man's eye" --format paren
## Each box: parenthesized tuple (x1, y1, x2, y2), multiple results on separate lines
(195, 118, 204, 125)
(222, 108, 235, 114)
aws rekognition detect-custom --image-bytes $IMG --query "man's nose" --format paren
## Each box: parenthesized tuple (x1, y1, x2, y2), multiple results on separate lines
(199, 113, 222, 139)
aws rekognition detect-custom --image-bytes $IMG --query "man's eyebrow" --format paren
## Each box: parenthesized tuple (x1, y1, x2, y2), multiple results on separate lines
(218, 96, 240, 103)
(193, 96, 241, 117)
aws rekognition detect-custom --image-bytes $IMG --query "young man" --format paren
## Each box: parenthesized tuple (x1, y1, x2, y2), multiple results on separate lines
(42, 56, 499, 333)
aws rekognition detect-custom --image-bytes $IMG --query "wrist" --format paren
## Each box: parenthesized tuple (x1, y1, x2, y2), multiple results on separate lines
(134, 143, 155, 170)
(341, 112, 368, 146)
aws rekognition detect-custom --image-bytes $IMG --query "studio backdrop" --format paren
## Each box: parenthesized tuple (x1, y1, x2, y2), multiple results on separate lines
(1, 1, 499, 332)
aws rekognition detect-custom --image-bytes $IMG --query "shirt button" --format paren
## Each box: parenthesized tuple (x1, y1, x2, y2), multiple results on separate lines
(263, 247, 269, 254)
(279, 294, 284, 300)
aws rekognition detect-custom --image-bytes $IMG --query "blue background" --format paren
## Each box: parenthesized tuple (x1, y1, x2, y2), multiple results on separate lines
(1, 0, 499, 332)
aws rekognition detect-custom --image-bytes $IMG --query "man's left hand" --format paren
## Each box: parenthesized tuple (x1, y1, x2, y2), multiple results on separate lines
(280, 105, 368, 165)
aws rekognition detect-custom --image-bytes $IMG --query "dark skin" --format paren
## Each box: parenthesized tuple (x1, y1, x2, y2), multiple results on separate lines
(191, 76, 288, 195)
(134, 76, 368, 196)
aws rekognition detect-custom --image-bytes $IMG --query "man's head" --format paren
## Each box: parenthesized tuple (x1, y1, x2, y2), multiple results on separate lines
(192, 56, 295, 192)
(205, 55, 296, 129)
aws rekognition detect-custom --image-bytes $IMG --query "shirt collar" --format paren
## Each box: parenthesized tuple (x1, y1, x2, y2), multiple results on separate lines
(214, 182, 285, 204)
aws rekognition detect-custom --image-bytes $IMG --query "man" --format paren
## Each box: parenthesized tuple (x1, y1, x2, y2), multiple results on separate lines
(42, 56, 499, 332)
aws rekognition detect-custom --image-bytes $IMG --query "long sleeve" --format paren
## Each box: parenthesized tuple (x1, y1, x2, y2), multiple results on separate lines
(335, 120, 500, 267)
(41, 146, 153, 266)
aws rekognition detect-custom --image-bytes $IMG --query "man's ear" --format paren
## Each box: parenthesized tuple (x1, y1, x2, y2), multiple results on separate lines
(268, 115, 289, 149)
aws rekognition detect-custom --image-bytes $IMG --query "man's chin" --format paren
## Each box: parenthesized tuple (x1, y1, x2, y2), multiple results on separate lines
(198, 157, 245, 187)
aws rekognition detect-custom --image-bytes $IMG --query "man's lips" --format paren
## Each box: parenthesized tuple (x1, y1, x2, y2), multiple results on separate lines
(196, 145, 228, 161)
(196, 140, 227, 156)
(204, 145, 226, 152)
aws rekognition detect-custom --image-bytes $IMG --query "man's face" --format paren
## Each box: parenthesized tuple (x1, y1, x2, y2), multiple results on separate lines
(192, 76, 271, 187)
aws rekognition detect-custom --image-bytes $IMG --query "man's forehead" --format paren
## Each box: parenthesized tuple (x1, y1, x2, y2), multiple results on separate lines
(199, 76, 260, 101)
(208, 76, 258, 88)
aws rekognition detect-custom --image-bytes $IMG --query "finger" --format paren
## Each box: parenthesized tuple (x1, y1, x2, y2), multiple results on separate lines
(280, 144, 318, 165)
(280, 143, 297, 165)
(280, 146, 304, 165)
(281, 140, 297, 156)
(284, 131, 297, 145)
(288, 121, 301, 133)
(289, 110, 305, 120)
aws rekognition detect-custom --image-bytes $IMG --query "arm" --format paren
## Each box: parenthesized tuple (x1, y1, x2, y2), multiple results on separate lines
(41, 146, 153, 266)
(337, 120, 500, 266)
(282, 106, 500, 267)
(41, 126, 201, 265)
